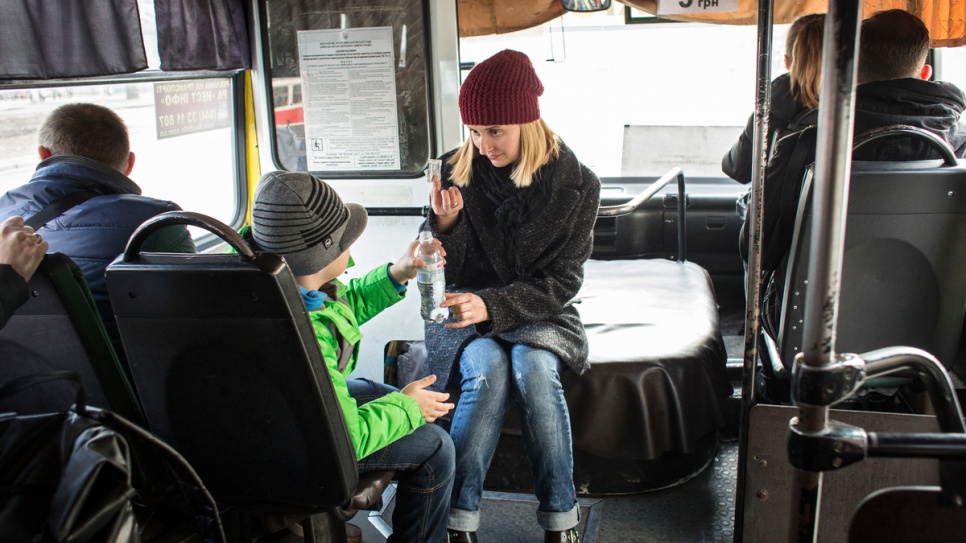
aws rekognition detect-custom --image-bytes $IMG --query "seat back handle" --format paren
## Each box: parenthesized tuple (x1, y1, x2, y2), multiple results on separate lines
(853, 125, 959, 166)
(123, 211, 255, 262)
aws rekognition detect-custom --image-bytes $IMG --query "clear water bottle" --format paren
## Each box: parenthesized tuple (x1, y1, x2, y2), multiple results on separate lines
(414, 231, 449, 323)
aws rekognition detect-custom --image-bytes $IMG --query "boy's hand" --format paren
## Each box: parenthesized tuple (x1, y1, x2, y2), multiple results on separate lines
(431, 177, 462, 234)
(441, 292, 489, 328)
(389, 238, 446, 285)
(401, 374, 454, 423)
(0, 216, 47, 282)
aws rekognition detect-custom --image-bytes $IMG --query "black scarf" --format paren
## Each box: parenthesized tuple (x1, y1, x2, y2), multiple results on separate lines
(473, 155, 555, 279)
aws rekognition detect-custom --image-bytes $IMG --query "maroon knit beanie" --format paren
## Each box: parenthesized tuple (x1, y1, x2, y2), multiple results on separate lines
(459, 50, 543, 125)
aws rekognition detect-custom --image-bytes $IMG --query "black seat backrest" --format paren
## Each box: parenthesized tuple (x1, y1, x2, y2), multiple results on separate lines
(849, 486, 966, 542)
(105, 212, 357, 513)
(0, 252, 142, 421)
(775, 153, 966, 370)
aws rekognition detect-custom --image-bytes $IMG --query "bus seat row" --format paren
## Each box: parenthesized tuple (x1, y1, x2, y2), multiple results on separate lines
(0, 213, 391, 542)
(759, 126, 966, 403)
(399, 257, 733, 494)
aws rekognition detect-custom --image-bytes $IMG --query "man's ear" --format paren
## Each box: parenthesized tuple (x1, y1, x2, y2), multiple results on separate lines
(920, 64, 933, 81)
(123, 152, 135, 176)
(38, 146, 52, 160)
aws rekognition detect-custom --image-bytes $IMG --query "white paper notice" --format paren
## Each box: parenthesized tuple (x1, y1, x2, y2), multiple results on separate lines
(297, 27, 401, 171)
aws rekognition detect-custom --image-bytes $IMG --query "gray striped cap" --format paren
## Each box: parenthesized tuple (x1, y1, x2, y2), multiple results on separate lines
(251, 171, 367, 276)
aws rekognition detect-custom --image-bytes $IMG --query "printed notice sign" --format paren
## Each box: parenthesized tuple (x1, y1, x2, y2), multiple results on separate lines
(297, 27, 401, 171)
(154, 80, 231, 139)
(658, 0, 738, 15)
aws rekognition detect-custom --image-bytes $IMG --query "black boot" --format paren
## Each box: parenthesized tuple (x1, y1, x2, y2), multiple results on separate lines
(447, 529, 478, 543)
(544, 527, 580, 543)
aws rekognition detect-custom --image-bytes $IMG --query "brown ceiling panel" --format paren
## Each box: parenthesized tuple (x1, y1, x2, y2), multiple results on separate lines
(458, 0, 567, 37)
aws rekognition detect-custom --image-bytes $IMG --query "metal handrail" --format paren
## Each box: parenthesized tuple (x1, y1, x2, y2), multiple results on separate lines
(597, 167, 687, 262)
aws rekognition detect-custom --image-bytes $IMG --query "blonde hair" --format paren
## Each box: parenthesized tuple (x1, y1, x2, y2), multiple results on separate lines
(448, 118, 560, 188)
(789, 16, 824, 110)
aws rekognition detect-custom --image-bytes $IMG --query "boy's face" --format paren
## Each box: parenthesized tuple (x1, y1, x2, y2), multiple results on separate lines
(295, 249, 351, 291)
(320, 249, 351, 281)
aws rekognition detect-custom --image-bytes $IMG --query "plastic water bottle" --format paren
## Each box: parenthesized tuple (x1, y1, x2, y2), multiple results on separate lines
(414, 231, 449, 323)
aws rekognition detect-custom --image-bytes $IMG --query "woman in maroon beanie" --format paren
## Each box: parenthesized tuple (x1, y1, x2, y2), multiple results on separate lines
(421, 49, 600, 543)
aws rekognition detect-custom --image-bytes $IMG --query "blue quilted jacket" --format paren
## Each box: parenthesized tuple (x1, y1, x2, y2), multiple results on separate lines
(0, 155, 195, 333)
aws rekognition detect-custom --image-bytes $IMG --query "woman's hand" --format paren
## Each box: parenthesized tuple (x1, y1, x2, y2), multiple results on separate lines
(441, 292, 489, 328)
(389, 238, 446, 284)
(431, 176, 463, 234)
(401, 374, 454, 423)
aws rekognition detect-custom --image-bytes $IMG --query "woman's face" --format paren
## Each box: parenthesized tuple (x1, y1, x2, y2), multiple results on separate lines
(467, 124, 522, 168)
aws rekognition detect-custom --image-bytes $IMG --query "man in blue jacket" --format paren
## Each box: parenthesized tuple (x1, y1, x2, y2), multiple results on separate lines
(0, 103, 195, 353)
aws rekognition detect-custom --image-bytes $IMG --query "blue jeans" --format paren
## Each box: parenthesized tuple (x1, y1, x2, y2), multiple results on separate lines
(348, 379, 455, 543)
(448, 338, 578, 532)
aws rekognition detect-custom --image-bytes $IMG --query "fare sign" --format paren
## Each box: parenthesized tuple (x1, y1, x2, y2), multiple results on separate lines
(658, 0, 738, 15)
(154, 79, 231, 139)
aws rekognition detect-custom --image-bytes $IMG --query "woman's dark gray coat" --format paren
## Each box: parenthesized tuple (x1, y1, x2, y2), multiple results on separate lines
(421, 142, 600, 386)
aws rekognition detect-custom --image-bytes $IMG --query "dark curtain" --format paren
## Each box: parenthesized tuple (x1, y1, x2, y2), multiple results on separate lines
(0, 0, 147, 80)
(155, 0, 251, 71)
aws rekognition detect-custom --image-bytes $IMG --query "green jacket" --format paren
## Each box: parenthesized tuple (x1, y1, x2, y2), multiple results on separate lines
(309, 265, 424, 460)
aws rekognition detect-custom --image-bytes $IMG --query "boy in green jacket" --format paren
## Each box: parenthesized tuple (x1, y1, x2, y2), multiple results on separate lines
(248, 171, 455, 543)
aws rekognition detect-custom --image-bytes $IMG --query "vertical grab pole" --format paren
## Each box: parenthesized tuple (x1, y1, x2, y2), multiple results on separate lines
(676, 170, 687, 263)
(788, 2, 862, 542)
(734, 0, 773, 539)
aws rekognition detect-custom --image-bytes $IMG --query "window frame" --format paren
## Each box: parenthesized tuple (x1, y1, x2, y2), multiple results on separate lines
(0, 69, 249, 251)
(257, 0, 438, 179)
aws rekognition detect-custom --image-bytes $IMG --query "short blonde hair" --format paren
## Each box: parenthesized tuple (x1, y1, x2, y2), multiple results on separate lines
(447, 118, 560, 188)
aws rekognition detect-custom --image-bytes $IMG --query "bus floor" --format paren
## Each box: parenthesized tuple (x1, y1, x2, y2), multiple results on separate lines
(267, 439, 739, 543)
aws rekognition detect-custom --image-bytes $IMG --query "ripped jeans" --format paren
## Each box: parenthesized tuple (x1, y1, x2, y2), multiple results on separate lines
(448, 338, 578, 532)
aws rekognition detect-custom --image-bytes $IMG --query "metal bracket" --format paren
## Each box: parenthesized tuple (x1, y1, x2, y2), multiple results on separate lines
(791, 352, 867, 407)
(788, 417, 868, 472)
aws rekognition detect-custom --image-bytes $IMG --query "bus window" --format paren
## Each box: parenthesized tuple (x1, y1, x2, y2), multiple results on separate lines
(0, 76, 244, 247)
(937, 46, 966, 91)
(261, 0, 434, 177)
(459, 7, 793, 178)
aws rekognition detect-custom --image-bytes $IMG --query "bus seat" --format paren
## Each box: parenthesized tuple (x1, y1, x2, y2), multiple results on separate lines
(570, 258, 732, 459)
(762, 152, 966, 397)
(849, 486, 966, 542)
(400, 258, 732, 494)
(0, 252, 142, 422)
(105, 212, 391, 541)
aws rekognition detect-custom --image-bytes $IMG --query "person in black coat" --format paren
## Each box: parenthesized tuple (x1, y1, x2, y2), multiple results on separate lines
(746, 8, 966, 273)
(722, 13, 825, 183)
(746, 9, 966, 335)
(423, 50, 600, 543)
(0, 216, 47, 330)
